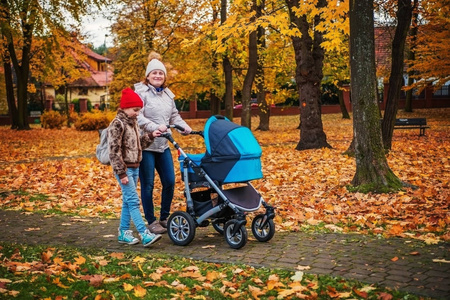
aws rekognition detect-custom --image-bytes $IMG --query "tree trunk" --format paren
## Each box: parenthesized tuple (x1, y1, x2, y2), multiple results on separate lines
(405, 0, 419, 113)
(382, 0, 413, 150)
(255, 0, 270, 131)
(223, 57, 233, 120)
(286, 0, 331, 150)
(338, 88, 350, 119)
(1, 0, 18, 129)
(210, 9, 222, 117)
(2, 53, 19, 129)
(349, 0, 403, 192)
(210, 91, 221, 115)
(240, 0, 258, 129)
(65, 85, 70, 127)
(221, 0, 234, 120)
(3, 0, 33, 130)
(15, 62, 31, 130)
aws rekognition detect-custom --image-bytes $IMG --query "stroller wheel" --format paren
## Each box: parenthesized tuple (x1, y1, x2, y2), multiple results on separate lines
(167, 211, 196, 246)
(251, 214, 275, 242)
(224, 220, 247, 249)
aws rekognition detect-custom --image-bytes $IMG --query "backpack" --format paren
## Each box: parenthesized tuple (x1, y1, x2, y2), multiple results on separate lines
(96, 118, 124, 165)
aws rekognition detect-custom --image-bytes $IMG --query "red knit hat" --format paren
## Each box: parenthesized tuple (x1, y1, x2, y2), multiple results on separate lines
(120, 88, 143, 109)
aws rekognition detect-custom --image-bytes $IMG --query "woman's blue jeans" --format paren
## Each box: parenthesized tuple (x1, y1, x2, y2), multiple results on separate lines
(139, 148, 175, 224)
(116, 167, 146, 234)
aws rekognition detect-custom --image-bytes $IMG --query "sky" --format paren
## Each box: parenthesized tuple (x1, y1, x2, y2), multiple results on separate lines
(80, 11, 114, 48)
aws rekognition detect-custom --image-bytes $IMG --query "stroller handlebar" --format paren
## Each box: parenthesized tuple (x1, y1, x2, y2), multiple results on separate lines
(167, 124, 185, 131)
(166, 125, 203, 137)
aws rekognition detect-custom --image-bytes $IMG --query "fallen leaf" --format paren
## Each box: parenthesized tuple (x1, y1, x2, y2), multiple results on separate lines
(89, 275, 103, 287)
(296, 265, 311, 271)
(24, 228, 40, 231)
(202, 245, 216, 249)
(378, 292, 394, 300)
(291, 271, 304, 282)
(133, 285, 147, 297)
(432, 259, 450, 263)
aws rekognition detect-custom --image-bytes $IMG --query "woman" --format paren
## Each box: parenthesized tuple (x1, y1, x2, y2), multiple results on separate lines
(135, 54, 192, 234)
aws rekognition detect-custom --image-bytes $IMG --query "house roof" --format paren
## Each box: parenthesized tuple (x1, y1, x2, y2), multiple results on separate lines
(69, 70, 113, 87)
(66, 43, 113, 88)
(91, 70, 113, 87)
(82, 45, 112, 63)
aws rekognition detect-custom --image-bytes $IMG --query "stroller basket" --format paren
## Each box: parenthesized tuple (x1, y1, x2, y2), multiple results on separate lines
(190, 189, 214, 216)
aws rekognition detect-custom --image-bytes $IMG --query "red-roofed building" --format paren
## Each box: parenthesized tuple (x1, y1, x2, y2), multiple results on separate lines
(373, 26, 449, 110)
(44, 44, 113, 110)
(375, 26, 396, 77)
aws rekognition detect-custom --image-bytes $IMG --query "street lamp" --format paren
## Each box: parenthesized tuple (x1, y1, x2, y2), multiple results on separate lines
(104, 34, 108, 109)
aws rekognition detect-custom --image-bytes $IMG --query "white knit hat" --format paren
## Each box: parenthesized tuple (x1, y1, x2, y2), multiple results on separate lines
(145, 59, 167, 77)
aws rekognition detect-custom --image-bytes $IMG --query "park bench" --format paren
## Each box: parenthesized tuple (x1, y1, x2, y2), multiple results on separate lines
(394, 118, 429, 136)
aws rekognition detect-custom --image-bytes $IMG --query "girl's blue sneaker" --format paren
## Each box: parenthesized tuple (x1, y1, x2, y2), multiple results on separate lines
(118, 229, 139, 245)
(140, 229, 162, 247)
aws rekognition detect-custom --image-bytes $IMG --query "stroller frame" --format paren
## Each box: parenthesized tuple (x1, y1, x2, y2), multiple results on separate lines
(163, 122, 275, 249)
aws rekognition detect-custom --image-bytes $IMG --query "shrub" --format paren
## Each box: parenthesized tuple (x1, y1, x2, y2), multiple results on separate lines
(74, 110, 115, 131)
(71, 98, 93, 113)
(40, 111, 66, 129)
(68, 111, 79, 125)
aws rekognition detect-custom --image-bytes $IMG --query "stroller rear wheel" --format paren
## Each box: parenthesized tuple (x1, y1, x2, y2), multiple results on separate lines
(212, 217, 230, 235)
(224, 220, 247, 249)
(251, 214, 275, 242)
(167, 211, 196, 246)
(212, 222, 225, 235)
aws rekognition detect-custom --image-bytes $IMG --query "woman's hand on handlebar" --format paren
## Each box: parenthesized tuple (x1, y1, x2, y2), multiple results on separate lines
(158, 124, 168, 132)
(167, 124, 192, 135)
(151, 130, 162, 138)
(181, 124, 192, 135)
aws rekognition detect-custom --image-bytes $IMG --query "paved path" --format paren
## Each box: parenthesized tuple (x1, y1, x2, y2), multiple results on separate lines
(1, 210, 448, 299)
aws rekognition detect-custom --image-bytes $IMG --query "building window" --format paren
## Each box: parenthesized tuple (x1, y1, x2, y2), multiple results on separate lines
(79, 87, 88, 95)
(433, 85, 449, 97)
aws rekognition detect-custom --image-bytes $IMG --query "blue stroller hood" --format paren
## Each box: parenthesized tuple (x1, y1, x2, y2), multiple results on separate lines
(201, 115, 263, 183)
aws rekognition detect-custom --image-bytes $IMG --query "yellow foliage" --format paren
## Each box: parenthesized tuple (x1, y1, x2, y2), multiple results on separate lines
(74, 110, 116, 131)
(40, 111, 66, 129)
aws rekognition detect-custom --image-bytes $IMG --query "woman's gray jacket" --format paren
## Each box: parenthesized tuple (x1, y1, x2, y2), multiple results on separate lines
(134, 82, 188, 153)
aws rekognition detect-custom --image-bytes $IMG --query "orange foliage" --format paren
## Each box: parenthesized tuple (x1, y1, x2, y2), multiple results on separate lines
(0, 109, 448, 243)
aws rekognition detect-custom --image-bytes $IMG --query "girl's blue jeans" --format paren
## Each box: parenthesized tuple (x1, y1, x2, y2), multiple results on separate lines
(139, 148, 175, 224)
(116, 167, 146, 234)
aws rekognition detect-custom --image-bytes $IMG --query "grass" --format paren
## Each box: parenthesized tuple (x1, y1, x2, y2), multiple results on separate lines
(0, 242, 429, 300)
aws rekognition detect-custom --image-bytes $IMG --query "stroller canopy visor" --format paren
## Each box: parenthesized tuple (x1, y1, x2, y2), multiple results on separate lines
(201, 115, 263, 183)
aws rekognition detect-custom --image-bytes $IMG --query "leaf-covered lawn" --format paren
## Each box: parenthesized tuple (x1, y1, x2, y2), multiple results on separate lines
(0, 108, 448, 243)
(0, 242, 421, 300)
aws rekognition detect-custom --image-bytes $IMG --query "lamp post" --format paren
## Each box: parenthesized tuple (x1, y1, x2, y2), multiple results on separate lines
(104, 34, 108, 109)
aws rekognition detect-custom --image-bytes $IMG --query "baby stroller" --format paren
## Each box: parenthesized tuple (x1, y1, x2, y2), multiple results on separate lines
(162, 115, 275, 249)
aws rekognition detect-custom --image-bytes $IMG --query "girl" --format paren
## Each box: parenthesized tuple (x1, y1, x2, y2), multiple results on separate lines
(109, 87, 162, 247)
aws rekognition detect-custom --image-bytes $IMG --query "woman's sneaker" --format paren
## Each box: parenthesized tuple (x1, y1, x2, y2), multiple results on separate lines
(118, 229, 139, 245)
(159, 219, 168, 228)
(148, 220, 167, 234)
(140, 229, 162, 247)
